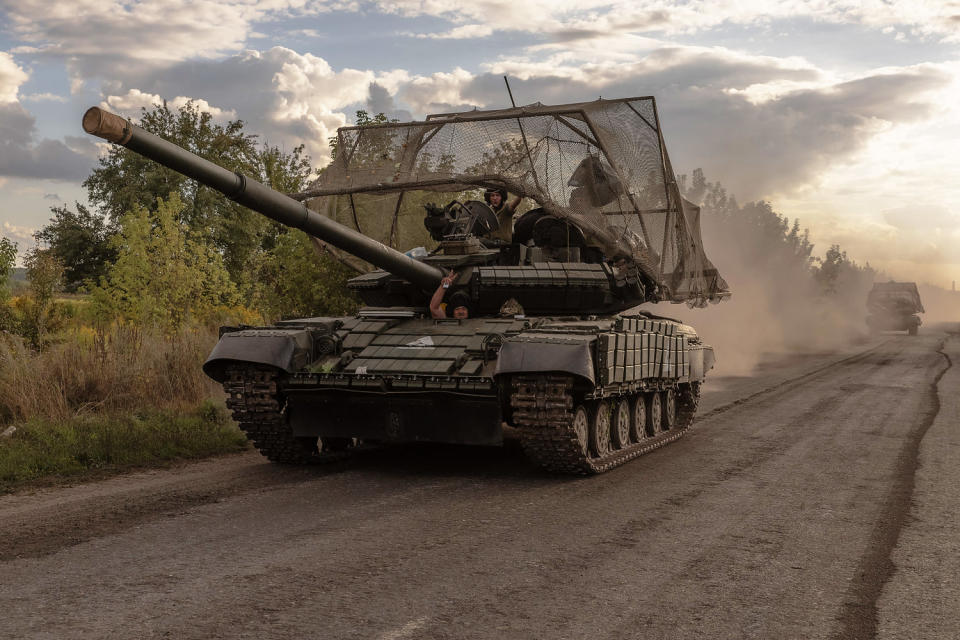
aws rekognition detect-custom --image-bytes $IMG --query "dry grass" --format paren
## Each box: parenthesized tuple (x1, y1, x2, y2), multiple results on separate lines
(0, 324, 222, 423)
(0, 324, 249, 492)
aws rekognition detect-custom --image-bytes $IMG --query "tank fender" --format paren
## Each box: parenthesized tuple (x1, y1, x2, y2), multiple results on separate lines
(203, 329, 313, 383)
(494, 338, 595, 385)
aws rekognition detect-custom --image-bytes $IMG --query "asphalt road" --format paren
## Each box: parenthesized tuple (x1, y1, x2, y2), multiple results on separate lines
(1, 331, 956, 640)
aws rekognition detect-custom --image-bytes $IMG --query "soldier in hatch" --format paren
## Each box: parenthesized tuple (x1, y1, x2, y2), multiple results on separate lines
(485, 187, 522, 242)
(430, 270, 472, 319)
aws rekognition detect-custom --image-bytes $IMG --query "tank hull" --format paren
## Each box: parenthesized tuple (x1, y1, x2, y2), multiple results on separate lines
(213, 311, 714, 473)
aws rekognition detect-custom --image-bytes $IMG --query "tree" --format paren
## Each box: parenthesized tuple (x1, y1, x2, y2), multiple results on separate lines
(327, 110, 393, 161)
(83, 101, 315, 287)
(0, 237, 16, 331)
(813, 244, 846, 295)
(249, 229, 358, 320)
(90, 194, 240, 332)
(34, 203, 116, 292)
(18, 247, 64, 348)
(0, 237, 15, 300)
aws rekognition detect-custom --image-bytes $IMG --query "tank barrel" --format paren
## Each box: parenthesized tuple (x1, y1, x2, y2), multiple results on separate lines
(82, 107, 445, 290)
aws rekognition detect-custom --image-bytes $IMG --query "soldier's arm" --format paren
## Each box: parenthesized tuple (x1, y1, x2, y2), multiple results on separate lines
(429, 270, 456, 318)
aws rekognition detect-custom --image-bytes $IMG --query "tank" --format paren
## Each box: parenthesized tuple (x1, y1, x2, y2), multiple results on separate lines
(866, 281, 924, 335)
(83, 96, 729, 474)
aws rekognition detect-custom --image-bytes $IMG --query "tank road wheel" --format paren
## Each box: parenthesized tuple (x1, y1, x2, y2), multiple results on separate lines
(661, 389, 677, 431)
(630, 394, 647, 442)
(646, 392, 663, 436)
(590, 401, 613, 457)
(570, 404, 591, 456)
(612, 399, 632, 450)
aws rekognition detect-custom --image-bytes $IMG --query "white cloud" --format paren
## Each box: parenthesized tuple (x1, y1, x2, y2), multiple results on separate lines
(103, 89, 237, 120)
(0, 0, 350, 79)
(86, 42, 955, 196)
(397, 67, 476, 113)
(21, 92, 69, 103)
(377, 0, 960, 43)
(0, 52, 29, 103)
(1, 220, 36, 248)
(4, 0, 252, 62)
(97, 47, 393, 164)
(417, 24, 494, 39)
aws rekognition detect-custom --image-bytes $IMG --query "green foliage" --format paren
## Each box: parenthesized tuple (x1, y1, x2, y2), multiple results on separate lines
(327, 110, 394, 161)
(250, 228, 359, 319)
(0, 402, 248, 494)
(34, 203, 116, 292)
(83, 100, 316, 289)
(17, 247, 65, 349)
(0, 237, 15, 298)
(89, 193, 240, 332)
(85, 101, 259, 227)
(0, 238, 15, 331)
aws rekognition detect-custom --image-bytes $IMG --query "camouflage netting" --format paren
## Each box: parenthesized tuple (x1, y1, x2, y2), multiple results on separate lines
(295, 97, 728, 306)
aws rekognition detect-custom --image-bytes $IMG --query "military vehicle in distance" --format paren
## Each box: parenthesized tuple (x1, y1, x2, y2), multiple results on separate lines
(866, 281, 924, 336)
(83, 96, 729, 474)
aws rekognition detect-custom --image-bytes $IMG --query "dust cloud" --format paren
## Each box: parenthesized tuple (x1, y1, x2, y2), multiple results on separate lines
(639, 208, 875, 377)
(646, 208, 960, 376)
(917, 283, 960, 328)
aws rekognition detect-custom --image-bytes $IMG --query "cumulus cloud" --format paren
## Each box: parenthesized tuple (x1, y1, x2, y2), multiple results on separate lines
(883, 204, 959, 233)
(103, 89, 237, 120)
(473, 49, 952, 200)
(366, 82, 412, 122)
(817, 205, 960, 272)
(1, 221, 36, 248)
(0, 55, 96, 181)
(99, 48, 385, 164)
(377, 0, 960, 43)
(87, 40, 953, 201)
(0, 52, 29, 103)
(0, 0, 350, 82)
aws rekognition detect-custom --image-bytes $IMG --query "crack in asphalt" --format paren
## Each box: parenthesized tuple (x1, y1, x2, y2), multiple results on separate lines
(831, 337, 952, 640)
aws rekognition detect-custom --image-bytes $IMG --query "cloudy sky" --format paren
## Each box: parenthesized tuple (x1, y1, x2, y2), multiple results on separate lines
(1, 0, 959, 285)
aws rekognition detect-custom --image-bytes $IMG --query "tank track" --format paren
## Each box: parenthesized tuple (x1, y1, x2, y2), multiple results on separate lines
(511, 375, 700, 474)
(223, 365, 357, 464)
